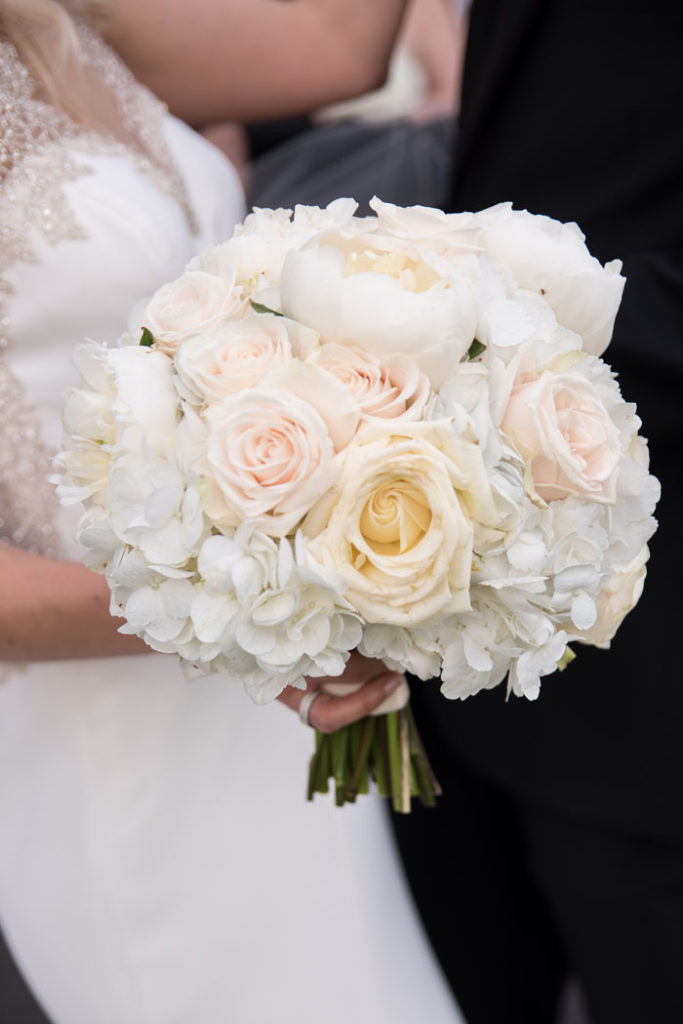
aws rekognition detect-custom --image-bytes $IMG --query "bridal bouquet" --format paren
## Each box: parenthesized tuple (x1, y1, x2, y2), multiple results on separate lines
(54, 198, 659, 811)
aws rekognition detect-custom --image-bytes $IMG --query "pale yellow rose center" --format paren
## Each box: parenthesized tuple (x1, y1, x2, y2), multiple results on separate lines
(343, 250, 439, 293)
(359, 482, 432, 554)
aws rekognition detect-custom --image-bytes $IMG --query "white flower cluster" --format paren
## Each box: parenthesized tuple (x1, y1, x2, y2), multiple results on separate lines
(54, 198, 659, 703)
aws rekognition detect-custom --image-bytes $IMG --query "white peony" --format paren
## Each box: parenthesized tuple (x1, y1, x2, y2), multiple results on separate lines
(280, 230, 477, 387)
(476, 204, 625, 356)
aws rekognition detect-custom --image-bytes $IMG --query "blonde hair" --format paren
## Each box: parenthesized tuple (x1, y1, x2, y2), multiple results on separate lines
(0, 1, 111, 120)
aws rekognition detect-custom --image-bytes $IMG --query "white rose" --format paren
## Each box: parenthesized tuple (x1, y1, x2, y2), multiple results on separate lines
(502, 370, 622, 503)
(304, 420, 500, 626)
(143, 270, 244, 355)
(280, 231, 477, 387)
(175, 311, 293, 404)
(311, 342, 432, 422)
(476, 205, 625, 356)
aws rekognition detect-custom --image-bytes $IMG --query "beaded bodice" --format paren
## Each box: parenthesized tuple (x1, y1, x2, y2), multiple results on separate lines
(0, 25, 197, 557)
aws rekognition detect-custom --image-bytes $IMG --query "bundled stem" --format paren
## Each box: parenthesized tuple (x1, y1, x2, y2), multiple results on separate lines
(306, 703, 441, 813)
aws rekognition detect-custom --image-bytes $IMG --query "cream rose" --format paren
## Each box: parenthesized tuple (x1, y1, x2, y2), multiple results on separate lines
(175, 312, 292, 404)
(201, 379, 352, 536)
(312, 342, 431, 421)
(502, 371, 621, 503)
(304, 421, 499, 626)
(143, 270, 244, 356)
(280, 231, 477, 387)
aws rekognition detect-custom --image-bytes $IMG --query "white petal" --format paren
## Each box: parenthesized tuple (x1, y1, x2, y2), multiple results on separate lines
(251, 590, 298, 626)
(236, 620, 277, 655)
(463, 633, 494, 673)
(145, 484, 184, 528)
(571, 591, 597, 631)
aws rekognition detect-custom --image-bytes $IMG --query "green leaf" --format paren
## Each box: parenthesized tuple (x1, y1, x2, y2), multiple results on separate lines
(250, 300, 284, 317)
(465, 338, 486, 361)
(139, 326, 155, 348)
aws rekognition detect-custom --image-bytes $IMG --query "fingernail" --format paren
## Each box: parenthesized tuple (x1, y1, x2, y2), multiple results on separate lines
(383, 672, 404, 694)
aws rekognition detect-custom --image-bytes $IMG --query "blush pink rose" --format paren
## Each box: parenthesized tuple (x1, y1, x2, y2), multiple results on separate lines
(202, 389, 339, 536)
(175, 312, 292, 403)
(502, 371, 621, 503)
(143, 270, 244, 355)
(312, 342, 431, 421)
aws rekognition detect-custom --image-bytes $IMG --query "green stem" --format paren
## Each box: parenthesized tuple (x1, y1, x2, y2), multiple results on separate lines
(386, 711, 405, 814)
(344, 716, 376, 803)
(371, 718, 390, 797)
(397, 709, 412, 814)
(305, 700, 441, 813)
(330, 728, 349, 807)
(406, 704, 442, 806)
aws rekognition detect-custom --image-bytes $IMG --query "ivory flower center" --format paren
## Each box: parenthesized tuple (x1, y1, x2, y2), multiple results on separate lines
(359, 482, 432, 553)
(344, 249, 439, 293)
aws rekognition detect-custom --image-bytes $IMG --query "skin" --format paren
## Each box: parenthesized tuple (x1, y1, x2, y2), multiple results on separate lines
(0, 546, 149, 660)
(278, 652, 406, 732)
(403, 0, 466, 121)
(105, 0, 410, 125)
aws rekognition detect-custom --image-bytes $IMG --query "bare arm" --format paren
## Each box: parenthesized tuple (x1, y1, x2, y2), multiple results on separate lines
(106, 0, 410, 124)
(0, 545, 148, 661)
(402, 0, 466, 119)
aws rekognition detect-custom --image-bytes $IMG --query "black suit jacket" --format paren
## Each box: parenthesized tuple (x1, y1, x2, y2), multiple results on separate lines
(414, 0, 683, 839)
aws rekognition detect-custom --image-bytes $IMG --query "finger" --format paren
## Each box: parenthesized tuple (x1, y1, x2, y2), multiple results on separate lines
(277, 682, 320, 715)
(308, 672, 405, 734)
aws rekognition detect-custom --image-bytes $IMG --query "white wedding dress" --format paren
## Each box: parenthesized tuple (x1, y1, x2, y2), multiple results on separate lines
(0, 27, 463, 1024)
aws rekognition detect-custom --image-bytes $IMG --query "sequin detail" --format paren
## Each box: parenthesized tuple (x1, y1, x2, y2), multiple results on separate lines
(0, 363, 61, 557)
(0, 28, 197, 557)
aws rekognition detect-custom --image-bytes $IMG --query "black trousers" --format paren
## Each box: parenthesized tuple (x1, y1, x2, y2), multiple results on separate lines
(391, 735, 683, 1024)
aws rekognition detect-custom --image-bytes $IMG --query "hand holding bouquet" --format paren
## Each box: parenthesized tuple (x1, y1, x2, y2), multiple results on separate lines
(54, 198, 659, 810)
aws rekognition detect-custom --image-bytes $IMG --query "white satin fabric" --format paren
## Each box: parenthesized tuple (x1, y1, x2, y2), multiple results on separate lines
(0, 111, 463, 1022)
